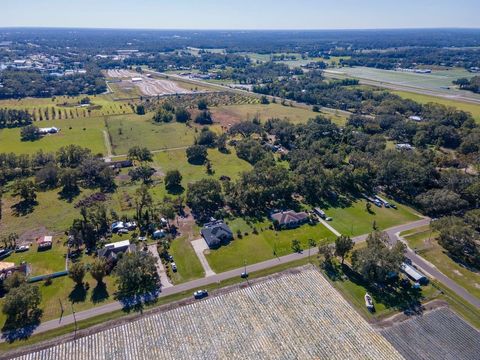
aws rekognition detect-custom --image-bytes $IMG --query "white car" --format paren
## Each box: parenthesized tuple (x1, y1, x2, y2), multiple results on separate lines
(15, 245, 30, 253)
(171, 262, 177, 272)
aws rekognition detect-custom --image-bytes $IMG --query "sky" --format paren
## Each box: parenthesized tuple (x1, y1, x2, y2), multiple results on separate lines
(2, 0, 479, 30)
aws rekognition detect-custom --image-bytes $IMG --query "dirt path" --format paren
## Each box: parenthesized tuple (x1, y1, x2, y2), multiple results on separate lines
(102, 130, 113, 161)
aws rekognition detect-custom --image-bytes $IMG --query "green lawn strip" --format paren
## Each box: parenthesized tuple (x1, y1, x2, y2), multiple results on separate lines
(0, 117, 107, 155)
(324, 261, 440, 321)
(206, 218, 335, 273)
(392, 90, 480, 123)
(402, 229, 480, 299)
(106, 114, 196, 155)
(0, 257, 311, 353)
(324, 198, 420, 237)
(168, 235, 205, 283)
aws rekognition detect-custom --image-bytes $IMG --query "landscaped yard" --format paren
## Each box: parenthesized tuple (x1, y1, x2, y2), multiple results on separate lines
(168, 235, 205, 284)
(106, 114, 196, 155)
(0, 117, 107, 155)
(401, 226, 480, 300)
(323, 197, 421, 237)
(205, 218, 336, 273)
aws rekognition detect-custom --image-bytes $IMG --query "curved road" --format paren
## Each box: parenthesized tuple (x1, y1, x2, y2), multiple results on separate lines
(2, 217, 478, 341)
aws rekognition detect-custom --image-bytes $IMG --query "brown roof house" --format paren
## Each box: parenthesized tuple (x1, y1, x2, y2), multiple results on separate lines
(271, 210, 309, 229)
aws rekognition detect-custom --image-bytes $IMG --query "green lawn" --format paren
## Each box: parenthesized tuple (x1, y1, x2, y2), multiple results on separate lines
(168, 236, 205, 284)
(393, 90, 480, 123)
(106, 114, 196, 155)
(205, 218, 336, 273)
(401, 227, 480, 300)
(0, 117, 106, 155)
(324, 197, 421, 236)
(211, 103, 347, 125)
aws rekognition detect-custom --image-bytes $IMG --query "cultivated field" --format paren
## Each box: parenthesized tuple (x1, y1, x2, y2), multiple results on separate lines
(11, 269, 403, 360)
(381, 307, 480, 360)
(106, 70, 191, 97)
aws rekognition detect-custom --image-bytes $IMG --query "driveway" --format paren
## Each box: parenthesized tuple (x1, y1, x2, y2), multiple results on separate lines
(191, 238, 216, 277)
(318, 218, 341, 237)
(148, 244, 173, 289)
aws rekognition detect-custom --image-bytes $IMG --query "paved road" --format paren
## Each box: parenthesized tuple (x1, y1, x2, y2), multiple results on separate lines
(3, 217, 478, 341)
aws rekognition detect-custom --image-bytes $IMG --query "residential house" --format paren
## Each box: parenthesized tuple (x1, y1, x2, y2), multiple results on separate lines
(97, 240, 136, 265)
(271, 210, 309, 229)
(201, 220, 233, 249)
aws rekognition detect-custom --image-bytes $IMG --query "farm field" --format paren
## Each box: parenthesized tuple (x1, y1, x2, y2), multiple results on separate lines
(401, 226, 480, 300)
(10, 269, 403, 360)
(205, 219, 335, 273)
(105, 114, 196, 155)
(393, 90, 480, 123)
(381, 307, 480, 360)
(0, 117, 107, 155)
(0, 95, 134, 121)
(211, 102, 347, 126)
(324, 198, 421, 237)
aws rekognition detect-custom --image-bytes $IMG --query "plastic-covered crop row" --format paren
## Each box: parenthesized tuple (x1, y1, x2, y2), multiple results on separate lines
(15, 269, 403, 360)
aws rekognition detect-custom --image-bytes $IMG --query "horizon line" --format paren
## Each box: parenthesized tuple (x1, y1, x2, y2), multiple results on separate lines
(1, 26, 480, 32)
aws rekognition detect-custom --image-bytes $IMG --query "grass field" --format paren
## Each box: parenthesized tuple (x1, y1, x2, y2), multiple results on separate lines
(106, 114, 196, 155)
(205, 218, 335, 273)
(211, 103, 347, 126)
(0, 117, 107, 155)
(168, 236, 205, 283)
(401, 227, 480, 300)
(329, 66, 480, 102)
(324, 197, 421, 237)
(393, 90, 480, 123)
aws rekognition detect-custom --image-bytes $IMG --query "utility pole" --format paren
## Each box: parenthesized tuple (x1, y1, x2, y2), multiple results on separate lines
(71, 302, 78, 339)
(59, 299, 64, 322)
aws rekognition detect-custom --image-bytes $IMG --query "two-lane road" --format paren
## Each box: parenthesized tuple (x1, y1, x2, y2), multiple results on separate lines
(2, 217, 478, 342)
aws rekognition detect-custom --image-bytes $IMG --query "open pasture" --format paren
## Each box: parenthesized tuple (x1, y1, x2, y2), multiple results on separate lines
(0, 117, 107, 155)
(11, 269, 403, 360)
(105, 114, 195, 155)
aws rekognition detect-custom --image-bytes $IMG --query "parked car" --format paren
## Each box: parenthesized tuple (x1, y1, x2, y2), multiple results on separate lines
(171, 262, 177, 272)
(325, 217, 333, 221)
(15, 245, 30, 253)
(241, 271, 249, 279)
(167, 254, 174, 262)
(194, 290, 208, 299)
(118, 228, 129, 234)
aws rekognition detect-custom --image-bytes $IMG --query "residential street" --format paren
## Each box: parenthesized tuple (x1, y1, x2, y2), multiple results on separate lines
(2, 217, 478, 342)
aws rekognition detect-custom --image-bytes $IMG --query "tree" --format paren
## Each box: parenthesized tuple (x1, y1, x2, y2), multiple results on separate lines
(260, 95, 270, 104)
(59, 168, 79, 198)
(312, 105, 320, 112)
(351, 231, 406, 284)
(12, 179, 37, 204)
(291, 239, 302, 253)
(35, 162, 58, 189)
(365, 202, 373, 214)
(164, 170, 182, 191)
(318, 245, 334, 268)
(128, 146, 153, 163)
(136, 104, 145, 115)
(186, 145, 208, 165)
(197, 128, 218, 147)
(134, 184, 153, 229)
(129, 165, 155, 184)
(186, 178, 224, 221)
(153, 108, 173, 123)
(217, 133, 228, 153)
(20, 125, 40, 141)
(115, 252, 159, 305)
(68, 262, 86, 286)
(3, 272, 26, 292)
(175, 107, 191, 123)
(2, 283, 41, 326)
(334, 235, 354, 264)
(195, 110, 213, 125)
(197, 99, 208, 110)
(416, 189, 469, 217)
(90, 258, 108, 284)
